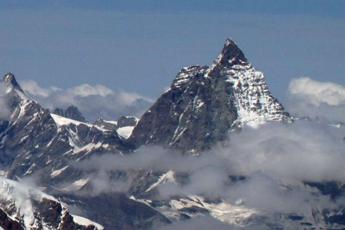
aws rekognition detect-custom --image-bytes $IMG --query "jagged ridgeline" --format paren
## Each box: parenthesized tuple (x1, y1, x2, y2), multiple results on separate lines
(0, 38, 298, 230)
(0, 73, 167, 229)
(130, 38, 290, 152)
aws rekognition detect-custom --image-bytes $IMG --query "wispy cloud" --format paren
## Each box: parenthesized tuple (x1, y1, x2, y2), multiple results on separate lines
(287, 77, 345, 122)
(20, 80, 153, 121)
(73, 118, 345, 215)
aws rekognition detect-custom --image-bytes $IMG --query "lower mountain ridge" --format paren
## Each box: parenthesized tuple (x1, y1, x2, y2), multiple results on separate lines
(0, 177, 103, 230)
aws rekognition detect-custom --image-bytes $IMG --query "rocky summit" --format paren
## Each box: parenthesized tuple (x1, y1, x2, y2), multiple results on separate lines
(130, 38, 290, 152)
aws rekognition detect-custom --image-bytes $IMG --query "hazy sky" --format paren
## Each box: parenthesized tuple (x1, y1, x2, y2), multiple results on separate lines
(1, 0, 344, 102)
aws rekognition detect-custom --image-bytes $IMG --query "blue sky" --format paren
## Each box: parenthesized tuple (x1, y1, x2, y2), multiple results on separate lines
(1, 0, 344, 102)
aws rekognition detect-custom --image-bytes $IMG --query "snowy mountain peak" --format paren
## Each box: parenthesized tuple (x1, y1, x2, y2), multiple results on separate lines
(130, 38, 290, 151)
(210, 38, 248, 72)
(3, 72, 24, 93)
(2, 73, 29, 105)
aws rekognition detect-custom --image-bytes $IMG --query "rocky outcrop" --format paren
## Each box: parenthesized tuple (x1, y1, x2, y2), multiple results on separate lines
(53, 105, 87, 122)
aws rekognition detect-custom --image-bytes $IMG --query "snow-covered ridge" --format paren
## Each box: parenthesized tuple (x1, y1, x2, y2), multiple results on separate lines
(171, 39, 290, 128)
(117, 126, 135, 139)
(145, 170, 176, 193)
(72, 215, 104, 230)
(0, 177, 56, 229)
(0, 177, 102, 230)
(51, 113, 90, 127)
(210, 39, 290, 127)
(169, 196, 257, 226)
(172, 65, 208, 89)
(51, 113, 108, 132)
(224, 64, 290, 127)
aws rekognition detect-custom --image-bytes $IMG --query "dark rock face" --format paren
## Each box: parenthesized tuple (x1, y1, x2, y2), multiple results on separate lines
(117, 116, 138, 128)
(94, 118, 117, 130)
(130, 65, 238, 152)
(60, 193, 170, 230)
(0, 208, 24, 230)
(130, 39, 289, 152)
(53, 105, 87, 122)
(94, 116, 138, 131)
(208, 38, 248, 76)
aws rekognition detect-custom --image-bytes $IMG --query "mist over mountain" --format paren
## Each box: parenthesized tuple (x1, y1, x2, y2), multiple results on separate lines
(0, 38, 345, 230)
(20, 80, 153, 121)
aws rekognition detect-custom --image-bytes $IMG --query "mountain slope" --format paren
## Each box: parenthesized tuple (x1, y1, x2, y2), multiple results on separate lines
(0, 73, 171, 230)
(0, 73, 127, 181)
(0, 177, 102, 230)
(130, 39, 290, 152)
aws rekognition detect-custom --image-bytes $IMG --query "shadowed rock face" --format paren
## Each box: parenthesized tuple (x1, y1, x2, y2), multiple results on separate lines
(53, 105, 87, 122)
(60, 193, 170, 230)
(129, 39, 289, 152)
(208, 38, 248, 76)
(130, 65, 238, 153)
(117, 116, 138, 128)
(0, 208, 23, 230)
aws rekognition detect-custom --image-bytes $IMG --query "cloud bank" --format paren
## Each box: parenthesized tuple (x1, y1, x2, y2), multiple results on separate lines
(20, 80, 153, 121)
(288, 77, 345, 122)
(74, 119, 345, 216)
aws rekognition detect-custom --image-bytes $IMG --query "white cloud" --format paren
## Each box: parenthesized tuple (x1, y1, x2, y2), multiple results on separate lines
(71, 84, 113, 97)
(20, 80, 53, 98)
(287, 77, 345, 122)
(216, 122, 345, 183)
(20, 80, 153, 121)
(74, 119, 345, 215)
(289, 77, 345, 106)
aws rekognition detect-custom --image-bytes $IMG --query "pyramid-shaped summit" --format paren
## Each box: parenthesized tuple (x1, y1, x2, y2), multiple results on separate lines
(3, 72, 25, 93)
(212, 38, 248, 67)
(129, 38, 290, 152)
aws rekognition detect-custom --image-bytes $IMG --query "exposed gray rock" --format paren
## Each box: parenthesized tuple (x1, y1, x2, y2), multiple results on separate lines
(0, 73, 169, 230)
(59, 193, 170, 230)
(130, 39, 290, 152)
(0, 74, 126, 181)
(53, 105, 87, 122)
(117, 116, 138, 128)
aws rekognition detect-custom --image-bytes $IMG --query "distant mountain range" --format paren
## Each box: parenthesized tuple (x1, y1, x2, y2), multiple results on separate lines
(0, 39, 344, 229)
